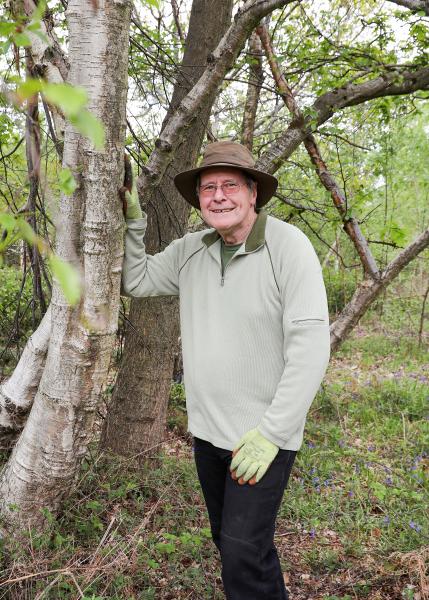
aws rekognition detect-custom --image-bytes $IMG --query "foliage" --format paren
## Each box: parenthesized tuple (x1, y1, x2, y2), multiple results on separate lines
(0, 266, 35, 374)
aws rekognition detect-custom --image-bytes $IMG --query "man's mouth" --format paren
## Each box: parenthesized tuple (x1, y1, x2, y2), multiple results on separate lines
(211, 208, 235, 213)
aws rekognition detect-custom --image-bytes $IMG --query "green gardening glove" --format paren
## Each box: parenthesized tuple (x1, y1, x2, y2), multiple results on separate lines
(119, 155, 143, 220)
(230, 429, 279, 484)
(124, 182, 143, 220)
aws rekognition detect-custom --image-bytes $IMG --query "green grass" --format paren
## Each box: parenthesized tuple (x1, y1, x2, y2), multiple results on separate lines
(0, 323, 428, 599)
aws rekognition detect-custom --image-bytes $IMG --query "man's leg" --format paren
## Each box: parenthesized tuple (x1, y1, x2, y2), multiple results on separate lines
(219, 448, 296, 600)
(193, 437, 230, 550)
(194, 436, 296, 600)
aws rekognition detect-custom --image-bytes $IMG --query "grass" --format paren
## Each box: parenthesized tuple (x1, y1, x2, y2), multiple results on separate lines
(0, 322, 428, 599)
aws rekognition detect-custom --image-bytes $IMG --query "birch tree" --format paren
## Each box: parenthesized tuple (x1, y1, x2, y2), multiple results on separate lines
(0, 0, 132, 524)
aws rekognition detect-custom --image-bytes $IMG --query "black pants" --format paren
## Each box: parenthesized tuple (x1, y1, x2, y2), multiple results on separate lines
(193, 437, 296, 600)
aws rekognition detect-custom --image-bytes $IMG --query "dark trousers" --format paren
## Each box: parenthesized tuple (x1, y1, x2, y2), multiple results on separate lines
(193, 437, 296, 600)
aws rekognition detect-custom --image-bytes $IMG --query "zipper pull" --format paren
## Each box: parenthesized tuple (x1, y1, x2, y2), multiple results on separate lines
(221, 276, 225, 286)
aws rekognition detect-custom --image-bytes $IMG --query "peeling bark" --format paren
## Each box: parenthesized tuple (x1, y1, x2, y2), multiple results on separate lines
(0, 0, 132, 525)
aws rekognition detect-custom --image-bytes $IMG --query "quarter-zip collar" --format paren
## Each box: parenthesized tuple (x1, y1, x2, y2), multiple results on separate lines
(202, 211, 267, 253)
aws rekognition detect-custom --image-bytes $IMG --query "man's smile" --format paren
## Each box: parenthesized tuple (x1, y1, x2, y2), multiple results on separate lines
(210, 208, 235, 213)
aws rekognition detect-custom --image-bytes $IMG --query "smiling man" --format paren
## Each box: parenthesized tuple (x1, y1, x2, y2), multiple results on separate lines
(122, 141, 331, 600)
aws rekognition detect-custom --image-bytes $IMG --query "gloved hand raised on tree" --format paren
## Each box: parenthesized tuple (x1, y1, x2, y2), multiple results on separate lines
(230, 428, 279, 486)
(119, 154, 143, 220)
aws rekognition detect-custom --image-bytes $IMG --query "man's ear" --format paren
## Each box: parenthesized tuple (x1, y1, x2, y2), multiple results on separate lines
(252, 181, 258, 207)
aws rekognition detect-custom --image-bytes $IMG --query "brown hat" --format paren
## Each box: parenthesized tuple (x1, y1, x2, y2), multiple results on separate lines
(174, 141, 278, 209)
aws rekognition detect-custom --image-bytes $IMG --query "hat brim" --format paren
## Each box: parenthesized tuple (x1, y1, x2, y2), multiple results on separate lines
(174, 163, 278, 209)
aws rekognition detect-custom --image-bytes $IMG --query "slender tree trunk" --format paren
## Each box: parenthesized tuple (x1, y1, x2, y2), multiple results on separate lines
(241, 30, 263, 150)
(0, 0, 132, 526)
(101, 0, 233, 460)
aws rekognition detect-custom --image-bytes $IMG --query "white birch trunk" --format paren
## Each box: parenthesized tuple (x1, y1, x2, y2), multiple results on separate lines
(0, 0, 132, 525)
(0, 306, 51, 449)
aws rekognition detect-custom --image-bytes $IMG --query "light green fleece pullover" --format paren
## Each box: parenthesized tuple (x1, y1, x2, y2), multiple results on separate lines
(122, 211, 331, 451)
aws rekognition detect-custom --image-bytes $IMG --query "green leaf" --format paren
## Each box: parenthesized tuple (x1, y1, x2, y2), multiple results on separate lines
(0, 212, 16, 231)
(48, 255, 81, 306)
(0, 22, 16, 36)
(59, 168, 77, 196)
(16, 78, 44, 100)
(12, 32, 31, 47)
(70, 110, 105, 150)
(142, 0, 161, 8)
(43, 83, 87, 116)
(29, 0, 47, 22)
(17, 219, 37, 244)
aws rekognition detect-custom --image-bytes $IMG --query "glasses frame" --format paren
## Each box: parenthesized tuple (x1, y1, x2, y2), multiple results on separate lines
(198, 181, 245, 199)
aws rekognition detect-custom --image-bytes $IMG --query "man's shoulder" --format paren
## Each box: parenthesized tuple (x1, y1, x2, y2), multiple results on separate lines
(265, 214, 314, 250)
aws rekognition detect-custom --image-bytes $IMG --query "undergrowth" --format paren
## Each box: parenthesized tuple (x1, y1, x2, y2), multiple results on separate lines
(0, 324, 427, 599)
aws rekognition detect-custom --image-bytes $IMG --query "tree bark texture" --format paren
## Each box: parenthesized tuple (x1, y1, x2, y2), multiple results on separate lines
(0, 0, 70, 450)
(0, 0, 132, 525)
(101, 0, 233, 460)
(241, 30, 264, 150)
(0, 306, 51, 449)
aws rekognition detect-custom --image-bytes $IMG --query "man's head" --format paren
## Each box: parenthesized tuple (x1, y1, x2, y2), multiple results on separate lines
(174, 141, 278, 211)
(197, 167, 257, 239)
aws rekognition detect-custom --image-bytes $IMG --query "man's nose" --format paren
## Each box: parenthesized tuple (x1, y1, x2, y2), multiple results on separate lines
(213, 185, 226, 201)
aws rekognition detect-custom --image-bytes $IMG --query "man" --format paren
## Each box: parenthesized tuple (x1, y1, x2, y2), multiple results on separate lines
(122, 141, 330, 599)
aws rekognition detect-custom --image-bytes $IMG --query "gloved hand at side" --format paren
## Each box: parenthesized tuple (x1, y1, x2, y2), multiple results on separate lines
(230, 428, 279, 485)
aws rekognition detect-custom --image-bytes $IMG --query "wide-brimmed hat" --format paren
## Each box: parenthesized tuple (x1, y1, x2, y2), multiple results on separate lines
(174, 141, 278, 209)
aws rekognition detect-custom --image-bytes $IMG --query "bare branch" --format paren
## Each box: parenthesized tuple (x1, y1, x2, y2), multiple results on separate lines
(386, 0, 429, 15)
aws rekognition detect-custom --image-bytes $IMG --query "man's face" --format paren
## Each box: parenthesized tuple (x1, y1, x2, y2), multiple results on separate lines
(198, 168, 257, 239)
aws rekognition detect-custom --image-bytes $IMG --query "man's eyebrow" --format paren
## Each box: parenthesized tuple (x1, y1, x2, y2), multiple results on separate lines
(201, 178, 240, 184)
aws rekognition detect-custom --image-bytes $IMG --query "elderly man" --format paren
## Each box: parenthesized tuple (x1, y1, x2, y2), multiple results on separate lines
(122, 141, 330, 600)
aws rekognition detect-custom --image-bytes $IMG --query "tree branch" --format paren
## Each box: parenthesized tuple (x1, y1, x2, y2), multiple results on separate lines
(257, 65, 429, 173)
(257, 22, 381, 279)
(241, 30, 264, 150)
(330, 227, 429, 352)
(386, 0, 429, 15)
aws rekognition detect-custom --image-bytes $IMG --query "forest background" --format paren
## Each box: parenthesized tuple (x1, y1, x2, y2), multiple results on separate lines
(0, 0, 428, 598)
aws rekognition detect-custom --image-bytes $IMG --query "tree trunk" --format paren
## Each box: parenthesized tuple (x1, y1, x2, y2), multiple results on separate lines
(0, 0, 132, 526)
(101, 0, 233, 460)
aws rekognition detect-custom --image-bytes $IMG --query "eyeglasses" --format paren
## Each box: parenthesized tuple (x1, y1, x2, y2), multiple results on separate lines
(199, 181, 243, 198)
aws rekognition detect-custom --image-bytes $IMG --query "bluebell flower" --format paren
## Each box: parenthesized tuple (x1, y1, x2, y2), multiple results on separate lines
(409, 521, 422, 533)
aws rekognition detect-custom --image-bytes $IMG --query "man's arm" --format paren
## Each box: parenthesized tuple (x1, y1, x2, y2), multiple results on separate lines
(121, 184, 181, 298)
(230, 226, 330, 485)
(257, 228, 330, 446)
